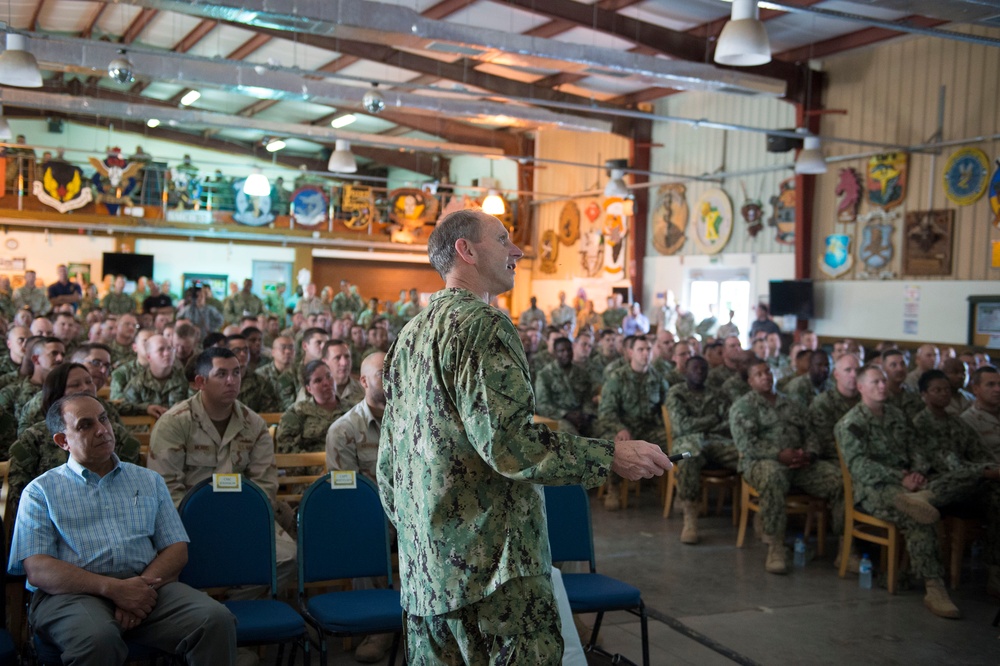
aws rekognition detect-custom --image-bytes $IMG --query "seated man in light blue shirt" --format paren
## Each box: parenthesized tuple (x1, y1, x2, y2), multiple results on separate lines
(8, 394, 237, 666)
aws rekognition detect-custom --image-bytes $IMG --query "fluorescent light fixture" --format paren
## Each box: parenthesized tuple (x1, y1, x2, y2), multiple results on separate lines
(330, 114, 357, 129)
(179, 90, 201, 106)
(0, 107, 11, 140)
(327, 140, 358, 173)
(794, 129, 827, 174)
(714, 0, 771, 67)
(0, 34, 43, 88)
(242, 167, 271, 196)
(146, 118, 160, 128)
(265, 139, 286, 152)
(481, 190, 506, 215)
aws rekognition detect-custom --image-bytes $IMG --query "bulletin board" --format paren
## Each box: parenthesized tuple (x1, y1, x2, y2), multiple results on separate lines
(968, 295, 1000, 349)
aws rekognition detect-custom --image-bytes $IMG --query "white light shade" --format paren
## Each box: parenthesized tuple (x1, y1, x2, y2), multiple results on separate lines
(604, 168, 629, 198)
(0, 34, 43, 88)
(482, 190, 506, 215)
(243, 168, 271, 196)
(179, 90, 201, 106)
(146, 118, 160, 128)
(265, 139, 286, 152)
(714, 0, 771, 67)
(795, 132, 827, 175)
(328, 140, 357, 173)
(330, 114, 356, 129)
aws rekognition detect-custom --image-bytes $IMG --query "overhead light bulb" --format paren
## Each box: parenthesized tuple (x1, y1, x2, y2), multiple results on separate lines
(714, 0, 771, 67)
(265, 138, 286, 152)
(481, 190, 506, 215)
(242, 167, 271, 196)
(794, 128, 827, 175)
(328, 140, 357, 173)
(0, 107, 11, 140)
(179, 90, 201, 106)
(146, 118, 160, 128)
(0, 33, 43, 88)
(330, 114, 356, 129)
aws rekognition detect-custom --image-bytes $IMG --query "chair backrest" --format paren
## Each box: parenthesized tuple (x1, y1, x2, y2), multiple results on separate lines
(543, 485, 596, 572)
(275, 452, 328, 505)
(660, 404, 673, 454)
(834, 440, 856, 509)
(178, 477, 277, 593)
(297, 473, 393, 589)
(120, 415, 156, 428)
(259, 412, 283, 426)
(0, 460, 9, 526)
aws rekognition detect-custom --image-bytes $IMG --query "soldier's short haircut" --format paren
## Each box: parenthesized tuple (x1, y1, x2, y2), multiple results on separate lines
(882, 349, 905, 362)
(322, 339, 349, 357)
(241, 326, 262, 337)
(226, 334, 247, 343)
(427, 209, 484, 278)
(175, 322, 199, 340)
(742, 357, 769, 382)
(301, 327, 328, 346)
(552, 336, 572, 350)
(686, 355, 708, 372)
(29, 336, 60, 358)
(597, 328, 615, 341)
(194, 347, 237, 378)
(203, 332, 228, 349)
(856, 364, 886, 383)
(622, 335, 641, 351)
(918, 369, 948, 393)
(70, 343, 112, 362)
(795, 349, 812, 361)
(54, 311, 75, 322)
(970, 365, 999, 386)
(704, 341, 723, 352)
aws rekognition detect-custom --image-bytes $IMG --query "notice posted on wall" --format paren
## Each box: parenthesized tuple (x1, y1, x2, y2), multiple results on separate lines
(902, 285, 920, 335)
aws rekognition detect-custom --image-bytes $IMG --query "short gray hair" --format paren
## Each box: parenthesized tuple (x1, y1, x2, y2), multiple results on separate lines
(428, 209, 484, 278)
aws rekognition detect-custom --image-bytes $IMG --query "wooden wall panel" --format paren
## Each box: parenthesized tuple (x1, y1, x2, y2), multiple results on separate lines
(312, 258, 442, 305)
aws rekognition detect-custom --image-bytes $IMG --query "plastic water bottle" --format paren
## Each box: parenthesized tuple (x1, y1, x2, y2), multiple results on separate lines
(793, 535, 807, 568)
(859, 554, 873, 589)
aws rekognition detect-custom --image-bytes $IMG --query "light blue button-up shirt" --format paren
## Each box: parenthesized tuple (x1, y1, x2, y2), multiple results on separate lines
(8, 455, 188, 590)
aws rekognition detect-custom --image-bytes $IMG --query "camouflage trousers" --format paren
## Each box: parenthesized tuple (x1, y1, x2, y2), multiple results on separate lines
(745, 459, 844, 539)
(927, 473, 1000, 569)
(672, 435, 739, 502)
(606, 424, 666, 490)
(861, 486, 944, 580)
(405, 575, 563, 666)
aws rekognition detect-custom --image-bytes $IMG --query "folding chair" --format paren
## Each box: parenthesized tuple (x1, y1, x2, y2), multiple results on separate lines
(544, 484, 649, 666)
(179, 477, 307, 665)
(297, 474, 401, 666)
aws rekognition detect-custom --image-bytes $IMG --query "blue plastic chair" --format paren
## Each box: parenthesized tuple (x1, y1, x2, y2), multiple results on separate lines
(297, 473, 402, 666)
(544, 484, 650, 666)
(179, 477, 308, 666)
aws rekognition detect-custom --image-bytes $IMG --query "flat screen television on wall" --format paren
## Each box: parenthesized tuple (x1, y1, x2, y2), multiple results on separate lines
(769, 279, 814, 319)
(102, 253, 154, 282)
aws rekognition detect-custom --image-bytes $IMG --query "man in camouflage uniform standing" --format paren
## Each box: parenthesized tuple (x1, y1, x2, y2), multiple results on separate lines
(597, 336, 671, 511)
(378, 209, 669, 664)
(13, 270, 50, 315)
(120, 334, 190, 418)
(256, 335, 299, 411)
(223, 279, 265, 325)
(534, 337, 596, 436)
(665, 355, 738, 544)
(729, 359, 843, 575)
(835, 365, 962, 618)
(101, 275, 135, 315)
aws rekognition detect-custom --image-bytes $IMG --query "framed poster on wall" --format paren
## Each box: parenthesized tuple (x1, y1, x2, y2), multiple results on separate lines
(967, 295, 1000, 349)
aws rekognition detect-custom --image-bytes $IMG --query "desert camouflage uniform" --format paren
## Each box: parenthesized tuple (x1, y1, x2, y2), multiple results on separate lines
(665, 383, 738, 501)
(336, 376, 365, 409)
(783, 374, 824, 407)
(0, 378, 41, 455)
(378, 288, 613, 658)
(275, 398, 346, 454)
(238, 370, 280, 414)
(533, 361, 596, 435)
(223, 292, 265, 324)
(101, 292, 135, 315)
(961, 405, 1000, 456)
(836, 403, 947, 580)
(721, 375, 751, 404)
(550, 305, 576, 330)
(730, 391, 843, 538)
(601, 307, 628, 331)
(109, 340, 136, 369)
(596, 364, 669, 447)
(109, 359, 140, 400)
(119, 366, 190, 416)
(808, 389, 860, 460)
(13, 285, 50, 315)
(255, 362, 299, 412)
(675, 311, 695, 340)
(8, 411, 140, 514)
(706, 364, 737, 391)
(885, 387, 924, 421)
(325, 398, 381, 482)
(946, 391, 974, 417)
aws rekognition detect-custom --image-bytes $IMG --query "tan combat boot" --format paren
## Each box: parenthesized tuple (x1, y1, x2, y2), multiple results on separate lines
(765, 540, 787, 575)
(355, 633, 394, 663)
(893, 490, 939, 525)
(833, 537, 861, 573)
(604, 488, 621, 511)
(924, 578, 961, 619)
(680, 501, 700, 545)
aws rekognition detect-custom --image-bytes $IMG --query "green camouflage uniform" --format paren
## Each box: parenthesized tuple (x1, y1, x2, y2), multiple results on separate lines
(119, 366, 190, 416)
(18, 390, 122, 435)
(783, 374, 824, 407)
(238, 370, 280, 414)
(550, 305, 576, 330)
(885, 387, 924, 421)
(397, 301, 421, 322)
(109, 340, 136, 369)
(0, 291, 14, 320)
(706, 364, 737, 391)
(729, 391, 843, 538)
(0, 370, 20, 390)
(263, 292, 287, 325)
(336, 376, 365, 410)
(584, 353, 612, 388)
(807, 389, 860, 460)
(835, 403, 947, 579)
(530, 348, 552, 381)
(223, 292, 265, 324)
(109, 359, 140, 399)
(596, 364, 669, 447)
(0, 354, 19, 377)
(518, 306, 547, 330)
(0, 378, 41, 456)
(601, 307, 628, 331)
(332, 291, 364, 318)
(377, 288, 613, 657)
(8, 408, 140, 514)
(675, 311, 695, 339)
(102, 292, 135, 315)
(601, 357, 627, 384)
(721, 375, 751, 404)
(775, 371, 804, 392)
(533, 361, 596, 435)
(275, 398, 346, 454)
(665, 383, 738, 501)
(255, 362, 299, 412)
(13, 285, 50, 315)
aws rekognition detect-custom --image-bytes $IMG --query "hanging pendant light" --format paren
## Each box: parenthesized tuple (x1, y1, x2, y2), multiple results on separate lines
(794, 128, 827, 175)
(0, 34, 43, 87)
(481, 189, 506, 215)
(242, 167, 271, 196)
(328, 140, 358, 173)
(714, 0, 771, 67)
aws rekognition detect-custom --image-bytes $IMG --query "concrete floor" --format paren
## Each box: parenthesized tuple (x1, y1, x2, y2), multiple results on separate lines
(271, 487, 999, 665)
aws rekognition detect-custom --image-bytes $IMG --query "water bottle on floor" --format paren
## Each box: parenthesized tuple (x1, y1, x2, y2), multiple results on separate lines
(859, 554, 873, 589)
(793, 535, 807, 568)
